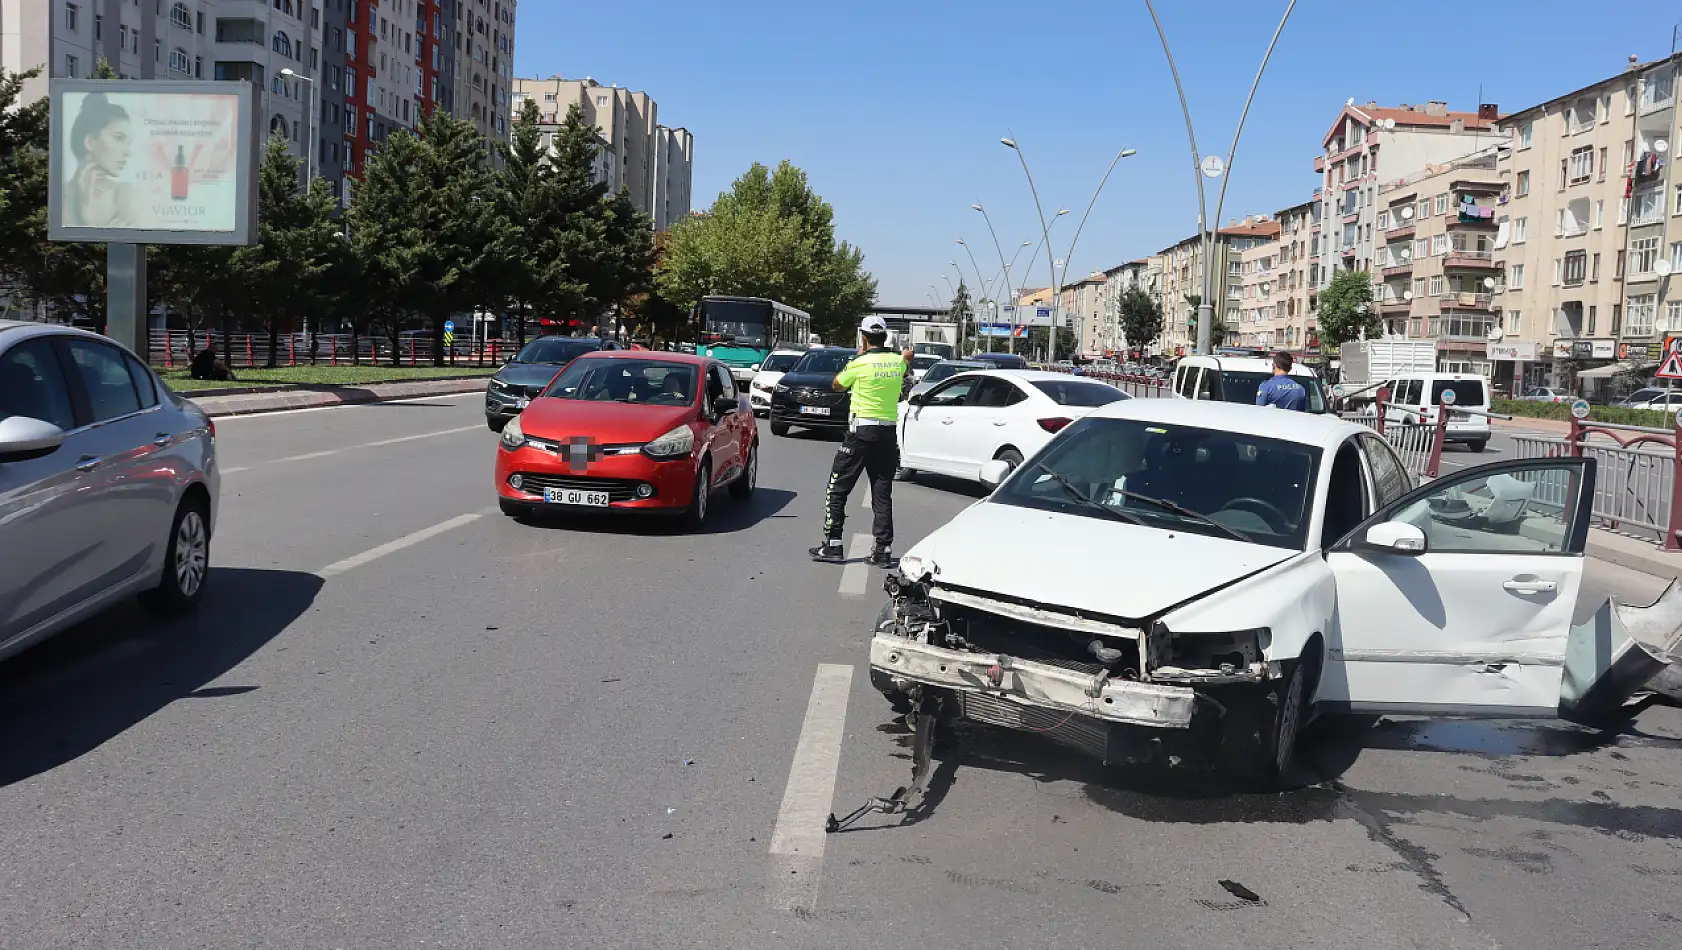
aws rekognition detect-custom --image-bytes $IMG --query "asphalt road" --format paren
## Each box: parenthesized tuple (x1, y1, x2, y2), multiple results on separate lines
(3, 392, 1681, 950)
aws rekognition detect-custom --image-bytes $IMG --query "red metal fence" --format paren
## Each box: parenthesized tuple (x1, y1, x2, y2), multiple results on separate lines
(148, 330, 514, 370)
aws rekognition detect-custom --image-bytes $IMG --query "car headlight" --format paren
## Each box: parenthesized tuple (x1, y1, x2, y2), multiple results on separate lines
(642, 424, 695, 459)
(897, 555, 932, 581)
(775, 383, 790, 394)
(500, 414, 526, 450)
(488, 377, 509, 392)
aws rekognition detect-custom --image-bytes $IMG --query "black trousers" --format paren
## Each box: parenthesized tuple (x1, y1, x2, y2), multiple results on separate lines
(823, 424, 897, 549)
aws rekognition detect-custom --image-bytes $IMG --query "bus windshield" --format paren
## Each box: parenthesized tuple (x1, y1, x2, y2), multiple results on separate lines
(701, 299, 773, 348)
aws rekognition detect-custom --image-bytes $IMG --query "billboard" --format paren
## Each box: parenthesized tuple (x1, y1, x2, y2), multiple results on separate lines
(48, 80, 259, 246)
(998, 305, 1059, 327)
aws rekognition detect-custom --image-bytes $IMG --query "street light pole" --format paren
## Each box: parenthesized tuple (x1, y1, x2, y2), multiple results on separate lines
(1001, 137, 1064, 363)
(279, 68, 317, 184)
(956, 240, 991, 354)
(1056, 146, 1137, 357)
(1142, 0, 1298, 356)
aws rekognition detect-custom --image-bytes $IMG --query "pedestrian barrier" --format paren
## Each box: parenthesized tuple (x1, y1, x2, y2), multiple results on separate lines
(1027, 363, 1174, 399)
(148, 330, 513, 370)
(1510, 417, 1682, 549)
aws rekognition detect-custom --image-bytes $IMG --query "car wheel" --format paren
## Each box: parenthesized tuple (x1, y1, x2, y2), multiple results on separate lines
(895, 466, 916, 482)
(730, 441, 758, 498)
(1218, 659, 1305, 790)
(770, 420, 791, 437)
(139, 495, 211, 616)
(996, 448, 1025, 474)
(487, 415, 507, 433)
(684, 460, 712, 528)
(1469, 440, 1488, 453)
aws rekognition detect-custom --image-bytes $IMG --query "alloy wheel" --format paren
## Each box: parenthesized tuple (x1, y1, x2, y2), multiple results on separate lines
(175, 509, 208, 598)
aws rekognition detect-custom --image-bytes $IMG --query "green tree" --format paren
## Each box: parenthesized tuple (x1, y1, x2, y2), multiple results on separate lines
(947, 280, 973, 352)
(492, 98, 587, 344)
(349, 109, 497, 365)
(1317, 269, 1378, 350)
(240, 135, 344, 365)
(656, 160, 876, 343)
(1117, 287, 1163, 355)
(599, 185, 657, 337)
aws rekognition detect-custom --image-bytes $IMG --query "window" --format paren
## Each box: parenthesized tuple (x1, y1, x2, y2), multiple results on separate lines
(1518, 122, 1533, 149)
(1414, 237, 1429, 259)
(1599, 147, 1608, 179)
(1429, 276, 1445, 296)
(1592, 253, 1601, 281)
(1667, 300, 1682, 333)
(1434, 194, 1449, 215)
(1568, 146, 1593, 184)
(1644, 68, 1676, 108)
(1431, 234, 1448, 256)
(1627, 294, 1657, 336)
(1506, 311, 1523, 336)
(1676, 184, 1682, 216)
(65, 340, 143, 423)
(1553, 258, 1562, 285)
(1358, 434, 1412, 506)
(1595, 200, 1605, 229)
(1412, 277, 1426, 299)
(1374, 463, 1584, 555)
(64, 2, 78, 30)
(274, 31, 292, 56)
(169, 1, 190, 28)
(1508, 263, 1525, 289)
(0, 339, 78, 431)
(1377, 211, 1388, 230)
(1633, 236, 1660, 275)
(1672, 242, 1682, 273)
(125, 355, 158, 410)
(1512, 217, 1528, 243)
(1516, 170, 1530, 196)
(168, 47, 189, 73)
(194, 55, 202, 78)
(1632, 188, 1664, 226)
(1563, 251, 1586, 285)
(64, 54, 79, 78)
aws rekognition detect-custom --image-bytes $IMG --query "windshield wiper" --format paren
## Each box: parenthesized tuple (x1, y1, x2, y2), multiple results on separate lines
(1107, 488, 1252, 543)
(1030, 463, 1144, 526)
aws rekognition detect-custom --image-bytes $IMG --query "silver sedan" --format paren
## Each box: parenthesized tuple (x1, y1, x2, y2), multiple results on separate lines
(0, 321, 220, 662)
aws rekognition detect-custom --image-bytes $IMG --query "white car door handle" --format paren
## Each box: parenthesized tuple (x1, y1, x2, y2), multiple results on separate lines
(1503, 579, 1557, 593)
(941, 418, 954, 425)
(992, 420, 1007, 426)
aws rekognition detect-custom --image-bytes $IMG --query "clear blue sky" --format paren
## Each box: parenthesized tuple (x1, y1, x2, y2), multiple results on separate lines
(514, 0, 1673, 306)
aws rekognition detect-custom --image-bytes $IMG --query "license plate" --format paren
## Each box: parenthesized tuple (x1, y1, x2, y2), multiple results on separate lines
(513, 398, 529, 409)
(799, 406, 830, 416)
(543, 488, 610, 507)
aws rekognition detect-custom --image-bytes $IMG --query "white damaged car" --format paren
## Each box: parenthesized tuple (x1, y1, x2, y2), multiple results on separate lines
(870, 399, 1667, 788)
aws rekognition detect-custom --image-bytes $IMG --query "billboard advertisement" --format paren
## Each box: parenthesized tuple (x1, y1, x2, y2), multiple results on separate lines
(998, 305, 1059, 327)
(48, 80, 259, 246)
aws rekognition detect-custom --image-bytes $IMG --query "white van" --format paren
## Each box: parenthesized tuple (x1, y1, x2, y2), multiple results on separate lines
(1171, 354, 1331, 414)
(1375, 373, 1492, 451)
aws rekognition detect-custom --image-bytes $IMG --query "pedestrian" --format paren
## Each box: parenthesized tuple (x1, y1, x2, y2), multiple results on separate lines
(810, 316, 915, 566)
(1256, 351, 1308, 411)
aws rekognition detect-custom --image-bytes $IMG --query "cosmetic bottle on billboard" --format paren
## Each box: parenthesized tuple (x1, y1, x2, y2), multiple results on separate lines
(171, 145, 189, 201)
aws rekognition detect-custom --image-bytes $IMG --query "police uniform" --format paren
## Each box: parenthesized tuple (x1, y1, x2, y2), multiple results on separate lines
(811, 319, 910, 564)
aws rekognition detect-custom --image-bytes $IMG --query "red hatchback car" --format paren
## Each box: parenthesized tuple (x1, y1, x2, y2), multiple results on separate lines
(494, 352, 758, 527)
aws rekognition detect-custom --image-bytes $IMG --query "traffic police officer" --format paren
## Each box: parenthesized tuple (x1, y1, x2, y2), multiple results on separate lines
(810, 316, 914, 566)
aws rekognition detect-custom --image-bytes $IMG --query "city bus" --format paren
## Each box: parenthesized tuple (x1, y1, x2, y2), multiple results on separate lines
(695, 295, 813, 388)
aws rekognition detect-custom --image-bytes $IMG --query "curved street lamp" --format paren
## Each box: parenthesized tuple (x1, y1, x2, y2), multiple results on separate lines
(1141, 0, 1298, 355)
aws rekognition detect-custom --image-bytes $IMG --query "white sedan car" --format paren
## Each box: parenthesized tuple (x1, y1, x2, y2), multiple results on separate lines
(746, 350, 806, 416)
(896, 370, 1129, 484)
(871, 399, 1662, 787)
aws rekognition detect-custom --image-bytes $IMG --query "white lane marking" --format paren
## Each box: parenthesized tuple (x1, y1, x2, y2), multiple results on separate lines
(209, 390, 482, 421)
(768, 663, 855, 911)
(837, 533, 871, 597)
(316, 511, 485, 578)
(225, 424, 482, 473)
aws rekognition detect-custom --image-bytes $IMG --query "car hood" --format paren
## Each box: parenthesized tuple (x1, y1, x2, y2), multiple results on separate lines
(778, 370, 840, 390)
(751, 370, 786, 388)
(495, 362, 570, 389)
(517, 398, 695, 442)
(905, 501, 1294, 621)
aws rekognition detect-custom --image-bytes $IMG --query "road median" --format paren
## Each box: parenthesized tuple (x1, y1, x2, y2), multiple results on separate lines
(185, 376, 488, 418)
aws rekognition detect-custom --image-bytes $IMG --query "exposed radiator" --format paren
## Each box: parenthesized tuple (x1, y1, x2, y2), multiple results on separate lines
(961, 691, 1110, 760)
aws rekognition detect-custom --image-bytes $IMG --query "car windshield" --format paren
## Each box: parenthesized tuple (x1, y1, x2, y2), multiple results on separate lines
(922, 362, 987, 386)
(910, 355, 941, 371)
(514, 338, 599, 365)
(992, 417, 1321, 550)
(542, 359, 699, 406)
(1031, 380, 1130, 407)
(760, 353, 802, 372)
(1218, 370, 1329, 413)
(792, 350, 853, 375)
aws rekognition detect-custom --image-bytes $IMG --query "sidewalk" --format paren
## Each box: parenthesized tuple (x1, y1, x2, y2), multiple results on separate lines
(1587, 528, 1682, 581)
(1494, 414, 1571, 436)
(186, 376, 487, 418)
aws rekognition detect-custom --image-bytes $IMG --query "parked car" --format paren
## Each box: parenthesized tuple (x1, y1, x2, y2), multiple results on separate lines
(768, 346, 863, 437)
(746, 349, 807, 417)
(897, 370, 1128, 484)
(1172, 354, 1331, 414)
(1, 321, 219, 662)
(906, 359, 992, 403)
(870, 398, 1655, 788)
(1618, 387, 1672, 409)
(908, 353, 942, 383)
(1622, 392, 1682, 414)
(494, 352, 755, 527)
(1516, 386, 1570, 404)
(1364, 373, 1493, 451)
(970, 351, 1030, 370)
(485, 336, 622, 431)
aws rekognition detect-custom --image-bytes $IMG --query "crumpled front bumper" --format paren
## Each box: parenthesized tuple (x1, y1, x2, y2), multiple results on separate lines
(869, 634, 1196, 729)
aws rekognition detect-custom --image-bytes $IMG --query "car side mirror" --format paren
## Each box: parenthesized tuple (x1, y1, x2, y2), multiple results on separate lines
(0, 416, 66, 464)
(907, 392, 925, 406)
(713, 395, 741, 415)
(979, 458, 1012, 489)
(1359, 520, 1427, 556)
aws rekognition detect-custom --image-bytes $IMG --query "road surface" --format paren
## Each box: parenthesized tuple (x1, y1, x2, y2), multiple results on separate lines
(3, 392, 1680, 950)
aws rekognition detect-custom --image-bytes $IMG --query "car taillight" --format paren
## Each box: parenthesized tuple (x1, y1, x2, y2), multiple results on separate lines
(207, 419, 216, 438)
(1037, 417, 1072, 433)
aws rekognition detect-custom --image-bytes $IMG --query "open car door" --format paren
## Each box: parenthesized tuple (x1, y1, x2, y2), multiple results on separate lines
(1320, 457, 1665, 722)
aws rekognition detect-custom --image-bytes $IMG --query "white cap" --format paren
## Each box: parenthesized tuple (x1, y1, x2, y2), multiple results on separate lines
(859, 316, 888, 335)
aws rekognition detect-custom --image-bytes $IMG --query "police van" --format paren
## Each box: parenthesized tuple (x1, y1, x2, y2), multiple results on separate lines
(1170, 351, 1330, 414)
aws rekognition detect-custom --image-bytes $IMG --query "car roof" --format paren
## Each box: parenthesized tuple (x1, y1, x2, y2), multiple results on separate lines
(1180, 355, 1317, 377)
(951, 369, 1114, 385)
(0, 320, 131, 351)
(1086, 396, 1366, 449)
(577, 349, 714, 366)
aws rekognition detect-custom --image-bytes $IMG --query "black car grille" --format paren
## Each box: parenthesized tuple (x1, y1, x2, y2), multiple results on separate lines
(790, 388, 847, 406)
(511, 473, 647, 502)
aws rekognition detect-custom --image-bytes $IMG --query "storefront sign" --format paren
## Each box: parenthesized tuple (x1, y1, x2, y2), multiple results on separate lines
(1554, 339, 1614, 360)
(1488, 341, 1538, 361)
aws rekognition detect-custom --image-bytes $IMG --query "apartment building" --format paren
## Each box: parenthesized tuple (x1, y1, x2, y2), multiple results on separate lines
(1270, 199, 1320, 356)
(450, 0, 512, 159)
(1373, 148, 1504, 379)
(1099, 259, 1158, 357)
(1060, 273, 1105, 356)
(1493, 52, 1682, 390)
(1156, 232, 1231, 356)
(1229, 216, 1281, 350)
(512, 75, 694, 231)
(1314, 100, 1502, 293)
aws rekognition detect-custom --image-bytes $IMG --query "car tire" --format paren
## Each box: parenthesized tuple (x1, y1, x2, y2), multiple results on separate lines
(1217, 659, 1306, 790)
(895, 466, 915, 482)
(997, 448, 1025, 474)
(684, 460, 712, 529)
(770, 420, 791, 437)
(1469, 439, 1488, 453)
(487, 415, 507, 433)
(730, 440, 758, 498)
(139, 494, 211, 617)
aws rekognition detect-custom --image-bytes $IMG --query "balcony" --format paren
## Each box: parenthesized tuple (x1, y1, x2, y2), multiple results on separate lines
(1440, 291, 1496, 311)
(1443, 249, 1498, 270)
(1385, 221, 1416, 240)
(1381, 261, 1413, 278)
(1445, 207, 1497, 229)
(1379, 298, 1412, 314)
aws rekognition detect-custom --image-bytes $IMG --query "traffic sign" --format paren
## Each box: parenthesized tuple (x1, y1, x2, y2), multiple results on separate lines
(443, 320, 456, 334)
(1570, 399, 1591, 420)
(444, 331, 455, 347)
(1659, 341, 1682, 379)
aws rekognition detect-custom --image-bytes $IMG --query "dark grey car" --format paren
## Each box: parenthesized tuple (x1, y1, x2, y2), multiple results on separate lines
(485, 337, 619, 431)
(0, 321, 219, 662)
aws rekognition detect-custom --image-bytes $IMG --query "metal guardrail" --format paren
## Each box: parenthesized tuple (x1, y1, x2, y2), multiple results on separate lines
(149, 330, 514, 369)
(1509, 419, 1682, 546)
